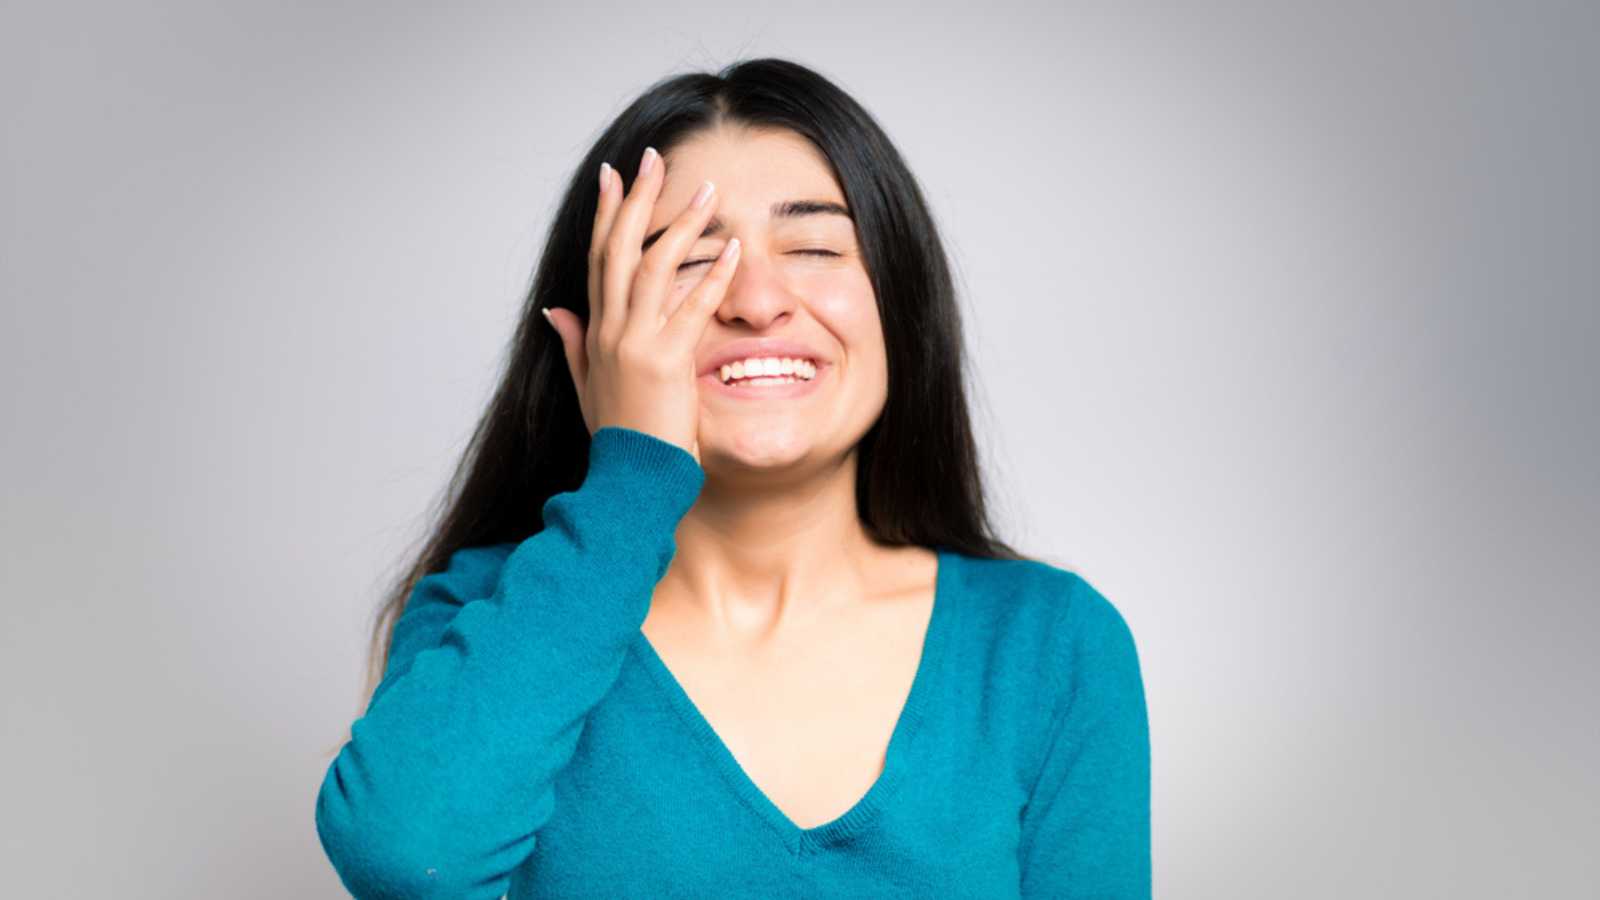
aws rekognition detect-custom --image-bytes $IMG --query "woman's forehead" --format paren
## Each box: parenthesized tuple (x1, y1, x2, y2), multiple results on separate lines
(648, 135, 848, 235)
(664, 128, 837, 192)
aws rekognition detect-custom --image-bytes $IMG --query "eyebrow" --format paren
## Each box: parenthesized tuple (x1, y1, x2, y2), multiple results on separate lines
(640, 199, 852, 252)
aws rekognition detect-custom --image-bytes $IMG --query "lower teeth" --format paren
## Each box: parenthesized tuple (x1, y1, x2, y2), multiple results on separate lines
(731, 376, 803, 386)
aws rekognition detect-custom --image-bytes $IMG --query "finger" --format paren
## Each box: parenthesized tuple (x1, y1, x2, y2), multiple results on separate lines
(544, 306, 589, 405)
(587, 161, 622, 337)
(662, 236, 740, 352)
(600, 145, 665, 346)
(625, 178, 719, 341)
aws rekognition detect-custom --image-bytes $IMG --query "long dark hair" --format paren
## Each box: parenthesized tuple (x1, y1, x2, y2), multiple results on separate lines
(348, 56, 1024, 725)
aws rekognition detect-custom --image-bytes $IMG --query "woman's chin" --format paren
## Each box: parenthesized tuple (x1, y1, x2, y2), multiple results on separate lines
(699, 427, 815, 470)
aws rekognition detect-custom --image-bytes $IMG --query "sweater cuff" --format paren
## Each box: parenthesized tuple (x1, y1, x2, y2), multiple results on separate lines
(582, 426, 705, 531)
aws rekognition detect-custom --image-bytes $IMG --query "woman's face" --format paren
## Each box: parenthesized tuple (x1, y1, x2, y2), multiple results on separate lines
(647, 126, 887, 479)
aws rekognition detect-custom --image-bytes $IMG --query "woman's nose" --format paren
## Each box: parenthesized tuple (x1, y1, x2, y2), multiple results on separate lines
(714, 248, 797, 329)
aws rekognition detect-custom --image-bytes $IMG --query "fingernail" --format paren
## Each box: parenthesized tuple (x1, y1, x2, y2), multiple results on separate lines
(692, 180, 715, 209)
(541, 307, 555, 329)
(598, 162, 610, 192)
(640, 146, 657, 176)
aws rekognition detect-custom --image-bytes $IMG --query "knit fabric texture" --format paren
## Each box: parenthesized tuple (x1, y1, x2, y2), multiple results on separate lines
(315, 426, 1150, 898)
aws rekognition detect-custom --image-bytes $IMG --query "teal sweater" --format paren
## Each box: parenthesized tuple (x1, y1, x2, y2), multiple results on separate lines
(315, 427, 1150, 898)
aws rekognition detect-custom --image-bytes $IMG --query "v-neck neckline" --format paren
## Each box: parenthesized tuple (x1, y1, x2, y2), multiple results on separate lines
(630, 545, 959, 855)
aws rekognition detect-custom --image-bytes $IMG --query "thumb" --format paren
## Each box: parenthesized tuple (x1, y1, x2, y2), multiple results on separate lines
(542, 306, 587, 391)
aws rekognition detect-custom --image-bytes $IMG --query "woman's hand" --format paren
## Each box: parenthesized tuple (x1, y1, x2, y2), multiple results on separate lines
(544, 146, 741, 466)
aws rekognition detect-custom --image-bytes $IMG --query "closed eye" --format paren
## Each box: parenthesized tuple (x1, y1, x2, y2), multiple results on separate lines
(678, 249, 841, 271)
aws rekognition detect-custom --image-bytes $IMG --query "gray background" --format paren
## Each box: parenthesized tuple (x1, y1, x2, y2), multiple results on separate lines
(3, 1, 1595, 897)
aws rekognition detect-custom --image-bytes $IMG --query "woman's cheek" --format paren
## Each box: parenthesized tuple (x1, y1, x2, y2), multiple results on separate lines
(807, 270, 879, 323)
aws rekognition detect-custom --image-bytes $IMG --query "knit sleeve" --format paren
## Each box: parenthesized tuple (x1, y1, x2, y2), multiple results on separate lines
(1017, 574, 1152, 898)
(314, 426, 704, 899)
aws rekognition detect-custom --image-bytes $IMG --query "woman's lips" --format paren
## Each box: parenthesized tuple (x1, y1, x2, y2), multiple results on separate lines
(699, 362, 829, 399)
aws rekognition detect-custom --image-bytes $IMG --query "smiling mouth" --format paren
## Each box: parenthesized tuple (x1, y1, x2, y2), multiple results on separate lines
(701, 360, 828, 397)
(714, 357, 819, 386)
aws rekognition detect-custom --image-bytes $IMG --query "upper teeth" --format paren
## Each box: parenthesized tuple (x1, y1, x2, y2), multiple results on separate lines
(719, 357, 817, 383)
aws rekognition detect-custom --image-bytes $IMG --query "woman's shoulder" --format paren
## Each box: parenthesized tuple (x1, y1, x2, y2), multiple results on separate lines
(948, 549, 1139, 672)
(948, 549, 1145, 740)
(410, 540, 521, 607)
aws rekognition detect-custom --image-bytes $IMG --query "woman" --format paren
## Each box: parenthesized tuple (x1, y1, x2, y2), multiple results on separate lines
(315, 57, 1150, 898)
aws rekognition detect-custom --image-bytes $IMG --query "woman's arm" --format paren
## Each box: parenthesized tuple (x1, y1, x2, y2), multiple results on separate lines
(1018, 576, 1152, 898)
(314, 426, 704, 899)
